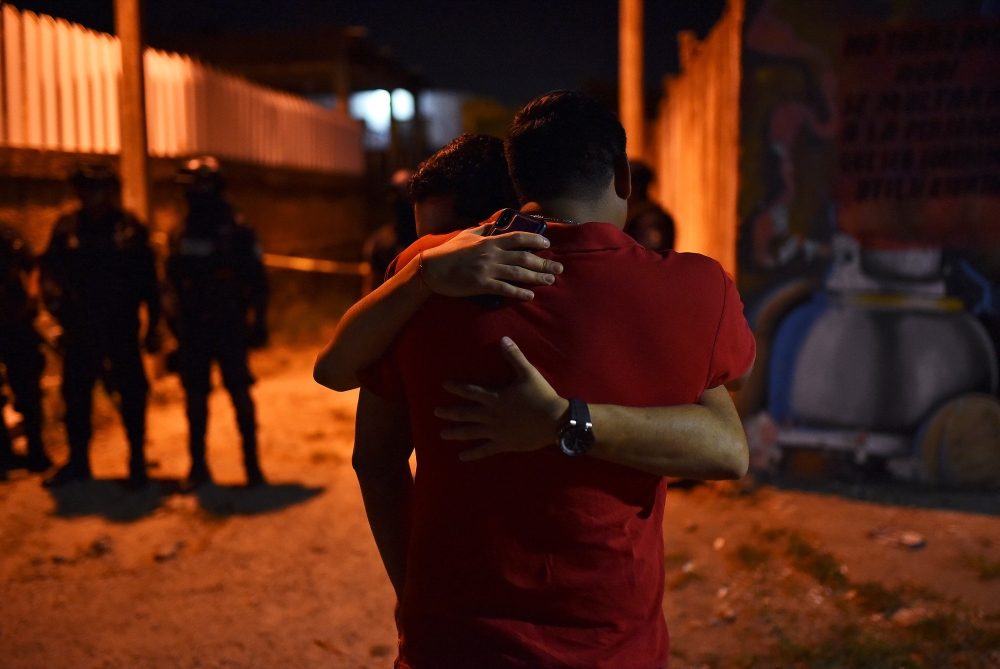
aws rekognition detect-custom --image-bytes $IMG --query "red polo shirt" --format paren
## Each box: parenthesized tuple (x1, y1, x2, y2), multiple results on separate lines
(360, 222, 755, 669)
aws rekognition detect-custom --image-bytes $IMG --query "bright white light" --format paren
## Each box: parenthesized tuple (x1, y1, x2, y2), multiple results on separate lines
(419, 90, 466, 149)
(349, 89, 391, 134)
(391, 88, 415, 122)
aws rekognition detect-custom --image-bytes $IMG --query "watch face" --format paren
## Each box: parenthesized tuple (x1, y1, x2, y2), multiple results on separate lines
(559, 426, 595, 456)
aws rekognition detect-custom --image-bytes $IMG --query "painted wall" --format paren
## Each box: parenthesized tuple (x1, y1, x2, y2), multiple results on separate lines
(737, 0, 998, 303)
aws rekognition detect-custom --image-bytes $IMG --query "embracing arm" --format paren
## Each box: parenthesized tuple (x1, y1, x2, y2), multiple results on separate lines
(353, 389, 415, 599)
(437, 338, 750, 480)
(586, 386, 748, 480)
(314, 253, 433, 392)
(314, 226, 562, 392)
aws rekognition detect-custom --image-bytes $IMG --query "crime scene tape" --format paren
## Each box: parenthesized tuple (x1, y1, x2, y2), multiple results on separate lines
(262, 253, 371, 276)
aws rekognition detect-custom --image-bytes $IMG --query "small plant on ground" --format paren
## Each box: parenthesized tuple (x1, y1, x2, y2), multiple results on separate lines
(735, 543, 771, 570)
(786, 532, 849, 590)
(967, 554, 1000, 581)
(852, 581, 905, 616)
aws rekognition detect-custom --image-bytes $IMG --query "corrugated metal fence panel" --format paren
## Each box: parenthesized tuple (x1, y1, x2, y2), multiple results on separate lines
(3, 5, 21, 146)
(73, 24, 93, 154)
(0, 4, 363, 174)
(104, 32, 121, 154)
(38, 13, 58, 150)
(55, 18, 74, 152)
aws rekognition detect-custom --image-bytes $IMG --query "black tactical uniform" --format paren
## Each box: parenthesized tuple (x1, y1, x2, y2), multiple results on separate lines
(41, 165, 161, 487)
(167, 157, 268, 488)
(0, 223, 52, 478)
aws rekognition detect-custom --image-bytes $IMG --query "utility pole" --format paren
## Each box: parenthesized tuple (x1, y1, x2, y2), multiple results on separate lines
(619, 0, 645, 160)
(114, 0, 149, 223)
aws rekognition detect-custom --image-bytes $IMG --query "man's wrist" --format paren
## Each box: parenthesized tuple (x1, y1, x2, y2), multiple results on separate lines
(403, 255, 434, 300)
(547, 397, 570, 443)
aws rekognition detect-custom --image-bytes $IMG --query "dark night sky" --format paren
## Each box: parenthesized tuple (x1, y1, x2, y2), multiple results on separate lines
(11, 0, 724, 106)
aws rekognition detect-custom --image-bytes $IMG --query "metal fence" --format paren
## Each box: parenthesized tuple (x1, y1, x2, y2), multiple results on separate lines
(653, 0, 743, 276)
(0, 4, 364, 174)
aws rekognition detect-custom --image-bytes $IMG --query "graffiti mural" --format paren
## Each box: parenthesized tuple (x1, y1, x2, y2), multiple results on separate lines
(742, 0, 838, 276)
(734, 0, 1000, 487)
(737, 0, 998, 302)
(838, 18, 1000, 249)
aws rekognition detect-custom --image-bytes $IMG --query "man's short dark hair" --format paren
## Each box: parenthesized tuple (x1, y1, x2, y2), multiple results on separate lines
(409, 134, 517, 223)
(504, 90, 627, 204)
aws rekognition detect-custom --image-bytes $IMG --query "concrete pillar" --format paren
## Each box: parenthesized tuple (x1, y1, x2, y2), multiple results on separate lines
(619, 0, 644, 160)
(114, 0, 149, 223)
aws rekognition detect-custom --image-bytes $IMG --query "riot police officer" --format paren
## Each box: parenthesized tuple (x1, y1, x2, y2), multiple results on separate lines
(0, 223, 52, 479)
(41, 165, 161, 487)
(167, 157, 268, 488)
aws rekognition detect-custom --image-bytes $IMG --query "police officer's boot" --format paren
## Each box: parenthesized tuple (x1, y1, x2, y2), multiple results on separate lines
(43, 449, 92, 487)
(20, 406, 52, 473)
(242, 436, 264, 488)
(0, 395, 25, 476)
(125, 450, 149, 490)
(232, 389, 264, 487)
(47, 353, 95, 487)
(121, 395, 149, 490)
(43, 395, 97, 487)
(184, 392, 212, 490)
(186, 439, 212, 490)
(0, 422, 16, 481)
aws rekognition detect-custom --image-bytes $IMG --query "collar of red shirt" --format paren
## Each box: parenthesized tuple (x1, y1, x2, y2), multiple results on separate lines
(541, 220, 633, 253)
(398, 220, 636, 275)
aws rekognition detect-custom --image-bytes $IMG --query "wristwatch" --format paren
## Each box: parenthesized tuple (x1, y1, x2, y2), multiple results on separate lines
(558, 399, 595, 456)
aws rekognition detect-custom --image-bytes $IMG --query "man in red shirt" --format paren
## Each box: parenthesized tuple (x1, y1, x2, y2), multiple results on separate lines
(348, 91, 755, 668)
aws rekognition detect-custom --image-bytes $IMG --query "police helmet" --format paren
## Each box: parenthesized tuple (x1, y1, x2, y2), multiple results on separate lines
(390, 168, 414, 193)
(177, 156, 225, 193)
(71, 163, 120, 191)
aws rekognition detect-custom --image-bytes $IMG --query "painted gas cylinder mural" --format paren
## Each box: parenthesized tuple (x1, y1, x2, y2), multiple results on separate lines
(736, 0, 1000, 487)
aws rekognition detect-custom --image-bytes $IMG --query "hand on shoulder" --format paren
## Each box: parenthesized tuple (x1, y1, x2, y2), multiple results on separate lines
(418, 223, 564, 301)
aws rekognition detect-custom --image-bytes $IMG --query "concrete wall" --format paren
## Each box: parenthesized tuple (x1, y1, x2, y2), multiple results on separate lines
(737, 0, 999, 303)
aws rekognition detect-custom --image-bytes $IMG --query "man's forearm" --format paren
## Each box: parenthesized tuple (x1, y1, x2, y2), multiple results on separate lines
(356, 467, 413, 599)
(441, 340, 750, 478)
(314, 258, 429, 391)
(584, 387, 748, 479)
(353, 389, 415, 599)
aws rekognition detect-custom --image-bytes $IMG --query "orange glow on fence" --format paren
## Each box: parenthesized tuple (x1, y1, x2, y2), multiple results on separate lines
(262, 253, 370, 276)
(0, 4, 364, 175)
(653, 0, 743, 275)
(619, 0, 645, 160)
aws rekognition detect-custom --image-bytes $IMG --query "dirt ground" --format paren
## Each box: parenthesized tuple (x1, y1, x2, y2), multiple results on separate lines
(1, 345, 999, 669)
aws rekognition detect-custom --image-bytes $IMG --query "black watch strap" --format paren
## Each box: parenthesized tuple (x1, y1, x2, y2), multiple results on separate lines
(558, 398, 595, 457)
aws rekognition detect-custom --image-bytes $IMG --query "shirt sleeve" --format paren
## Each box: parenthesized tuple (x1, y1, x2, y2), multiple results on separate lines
(383, 254, 401, 285)
(356, 351, 406, 403)
(705, 267, 756, 389)
(356, 253, 408, 403)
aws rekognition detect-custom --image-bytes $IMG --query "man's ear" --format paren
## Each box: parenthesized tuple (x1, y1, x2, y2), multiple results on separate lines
(613, 154, 631, 200)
